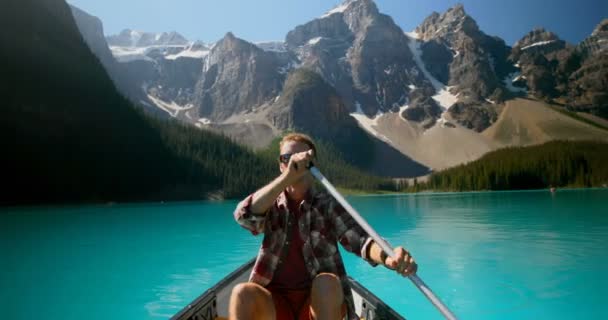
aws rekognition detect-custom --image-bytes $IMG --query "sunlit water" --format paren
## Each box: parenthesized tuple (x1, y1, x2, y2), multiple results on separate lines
(1, 189, 607, 319)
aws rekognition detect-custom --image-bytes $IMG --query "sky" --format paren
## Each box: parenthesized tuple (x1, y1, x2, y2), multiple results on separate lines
(67, 0, 607, 45)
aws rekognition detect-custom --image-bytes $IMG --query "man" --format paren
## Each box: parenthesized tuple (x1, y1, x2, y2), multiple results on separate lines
(230, 133, 417, 320)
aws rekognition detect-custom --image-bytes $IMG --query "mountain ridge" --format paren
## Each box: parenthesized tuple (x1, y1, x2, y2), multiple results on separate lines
(70, 0, 608, 175)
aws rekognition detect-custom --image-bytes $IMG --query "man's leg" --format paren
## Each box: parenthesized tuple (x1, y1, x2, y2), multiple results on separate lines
(229, 282, 275, 320)
(310, 273, 344, 320)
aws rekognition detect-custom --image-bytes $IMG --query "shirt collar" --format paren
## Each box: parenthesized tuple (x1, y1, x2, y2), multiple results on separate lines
(278, 187, 316, 212)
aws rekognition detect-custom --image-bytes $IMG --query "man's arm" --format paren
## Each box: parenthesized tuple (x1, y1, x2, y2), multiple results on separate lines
(233, 150, 314, 235)
(250, 173, 291, 214)
(250, 149, 314, 213)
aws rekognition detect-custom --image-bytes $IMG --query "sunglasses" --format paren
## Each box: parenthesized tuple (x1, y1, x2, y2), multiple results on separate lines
(278, 153, 292, 164)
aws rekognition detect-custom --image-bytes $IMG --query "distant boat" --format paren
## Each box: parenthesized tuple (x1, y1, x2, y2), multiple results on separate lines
(171, 258, 405, 320)
(550, 187, 556, 193)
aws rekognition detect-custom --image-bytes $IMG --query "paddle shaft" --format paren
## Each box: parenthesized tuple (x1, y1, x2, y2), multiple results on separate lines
(309, 166, 458, 320)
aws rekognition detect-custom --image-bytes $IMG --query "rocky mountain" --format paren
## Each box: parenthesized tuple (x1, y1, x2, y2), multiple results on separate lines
(511, 19, 608, 118)
(578, 19, 608, 59)
(107, 29, 189, 47)
(69, 6, 148, 107)
(70, 1, 608, 176)
(103, 30, 210, 119)
(106, 29, 209, 63)
(414, 4, 517, 131)
(286, 0, 425, 117)
(194, 32, 287, 121)
(1, 0, 277, 203)
(511, 28, 567, 60)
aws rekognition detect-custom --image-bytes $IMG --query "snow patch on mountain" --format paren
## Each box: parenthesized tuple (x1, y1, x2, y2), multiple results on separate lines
(165, 47, 209, 60)
(521, 40, 556, 50)
(129, 30, 143, 47)
(398, 104, 410, 122)
(321, 1, 353, 18)
(110, 46, 158, 62)
(405, 31, 459, 109)
(433, 87, 459, 109)
(350, 102, 392, 143)
(107, 30, 210, 62)
(308, 37, 323, 45)
(146, 92, 196, 117)
(503, 72, 527, 93)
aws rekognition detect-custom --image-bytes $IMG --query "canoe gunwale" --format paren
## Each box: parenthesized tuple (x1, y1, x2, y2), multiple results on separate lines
(171, 258, 406, 320)
(348, 276, 406, 319)
(170, 259, 255, 320)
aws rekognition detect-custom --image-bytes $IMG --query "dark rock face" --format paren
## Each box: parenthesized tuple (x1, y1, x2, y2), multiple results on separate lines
(286, 13, 353, 48)
(575, 19, 608, 60)
(448, 102, 498, 132)
(150, 58, 203, 106)
(567, 54, 608, 116)
(416, 4, 514, 101)
(569, 19, 608, 117)
(269, 69, 353, 138)
(401, 89, 442, 128)
(286, 0, 422, 116)
(510, 28, 566, 62)
(70, 5, 145, 105)
(195, 32, 287, 121)
(268, 69, 430, 177)
(515, 28, 563, 46)
(410, 4, 517, 130)
(512, 20, 608, 118)
(420, 40, 453, 84)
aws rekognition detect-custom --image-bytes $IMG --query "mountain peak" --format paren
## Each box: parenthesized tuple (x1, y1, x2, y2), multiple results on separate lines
(213, 31, 259, 54)
(415, 3, 477, 41)
(349, 0, 380, 15)
(592, 19, 608, 37)
(320, 0, 378, 19)
(448, 3, 466, 17)
(578, 18, 608, 57)
(107, 29, 189, 48)
(224, 31, 236, 41)
(514, 28, 563, 49)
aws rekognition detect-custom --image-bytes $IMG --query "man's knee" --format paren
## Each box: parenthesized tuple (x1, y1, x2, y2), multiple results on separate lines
(229, 282, 274, 320)
(312, 273, 343, 299)
(231, 282, 266, 301)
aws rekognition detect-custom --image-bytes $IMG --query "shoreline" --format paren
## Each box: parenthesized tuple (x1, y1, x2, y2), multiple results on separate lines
(3, 186, 607, 209)
(343, 186, 608, 198)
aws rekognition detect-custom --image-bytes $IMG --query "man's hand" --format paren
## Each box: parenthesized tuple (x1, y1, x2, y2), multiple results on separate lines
(384, 246, 417, 277)
(283, 150, 314, 184)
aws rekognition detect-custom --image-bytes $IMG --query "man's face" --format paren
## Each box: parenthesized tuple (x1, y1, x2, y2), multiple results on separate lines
(279, 140, 314, 189)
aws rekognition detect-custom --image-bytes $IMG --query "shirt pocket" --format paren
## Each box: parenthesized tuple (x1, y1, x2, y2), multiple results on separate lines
(310, 230, 337, 258)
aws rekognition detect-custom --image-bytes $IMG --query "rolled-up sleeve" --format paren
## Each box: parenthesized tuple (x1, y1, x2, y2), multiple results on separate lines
(233, 194, 268, 236)
(329, 199, 378, 267)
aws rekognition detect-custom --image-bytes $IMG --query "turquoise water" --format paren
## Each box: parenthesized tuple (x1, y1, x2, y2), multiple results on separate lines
(1, 189, 607, 319)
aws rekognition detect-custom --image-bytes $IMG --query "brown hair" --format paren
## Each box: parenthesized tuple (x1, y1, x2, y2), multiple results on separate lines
(279, 133, 317, 157)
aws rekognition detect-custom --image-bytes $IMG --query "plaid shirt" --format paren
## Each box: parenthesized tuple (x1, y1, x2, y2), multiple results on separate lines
(234, 188, 378, 320)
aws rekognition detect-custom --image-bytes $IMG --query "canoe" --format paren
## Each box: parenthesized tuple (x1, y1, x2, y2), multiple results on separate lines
(171, 258, 406, 320)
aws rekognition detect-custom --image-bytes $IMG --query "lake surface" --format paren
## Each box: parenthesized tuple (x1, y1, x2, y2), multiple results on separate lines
(1, 189, 607, 319)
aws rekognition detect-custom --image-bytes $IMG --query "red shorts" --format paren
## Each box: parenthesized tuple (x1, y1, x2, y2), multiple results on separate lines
(268, 287, 347, 320)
